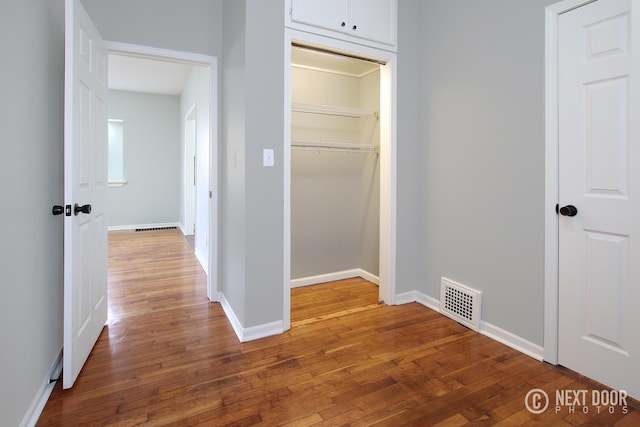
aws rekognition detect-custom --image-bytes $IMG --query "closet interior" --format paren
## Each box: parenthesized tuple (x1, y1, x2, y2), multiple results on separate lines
(290, 45, 381, 292)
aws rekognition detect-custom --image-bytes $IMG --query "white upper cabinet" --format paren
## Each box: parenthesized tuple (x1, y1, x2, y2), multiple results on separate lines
(288, 0, 397, 50)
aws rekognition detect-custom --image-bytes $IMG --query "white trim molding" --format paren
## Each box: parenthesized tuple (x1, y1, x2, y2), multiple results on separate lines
(219, 294, 286, 343)
(20, 350, 62, 427)
(480, 321, 544, 362)
(291, 269, 379, 288)
(397, 291, 544, 361)
(105, 41, 218, 65)
(195, 248, 208, 276)
(395, 290, 439, 311)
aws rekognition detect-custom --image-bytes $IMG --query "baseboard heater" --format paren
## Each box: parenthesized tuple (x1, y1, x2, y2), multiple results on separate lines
(135, 226, 177, 232)
(439, 277, 482, 332)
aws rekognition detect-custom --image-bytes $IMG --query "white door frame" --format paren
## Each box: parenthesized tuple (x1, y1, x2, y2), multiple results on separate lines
(185, 103, 198, 236)
(283, 29, 397, 330)
(106, 41, 219, 302)
(544, 0, 599, 364)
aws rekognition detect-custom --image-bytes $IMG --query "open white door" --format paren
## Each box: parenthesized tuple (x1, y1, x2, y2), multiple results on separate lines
(63, 0, 108, 389)
(558, 0, 640, 398)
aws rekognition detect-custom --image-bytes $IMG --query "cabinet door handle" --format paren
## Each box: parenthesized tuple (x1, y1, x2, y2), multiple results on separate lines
(352, 25, 357, 30)
(341, 21, 346, 27)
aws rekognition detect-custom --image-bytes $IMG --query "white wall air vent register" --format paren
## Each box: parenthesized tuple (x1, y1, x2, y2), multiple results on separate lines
(439, 277, 482, 332)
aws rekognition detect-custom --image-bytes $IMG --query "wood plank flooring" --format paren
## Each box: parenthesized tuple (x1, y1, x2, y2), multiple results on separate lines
(291, 278, 380, 325)
(37, 229, 639, 426)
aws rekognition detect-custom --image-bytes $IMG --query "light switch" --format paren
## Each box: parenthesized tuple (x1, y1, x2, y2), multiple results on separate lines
(263, 148, 274, 167)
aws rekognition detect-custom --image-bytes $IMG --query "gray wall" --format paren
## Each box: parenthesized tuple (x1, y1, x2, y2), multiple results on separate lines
(242, 1, 285, 327)
(395, 0, 422, 294)
(221, 0, 286, 328)
(414, 0, 556, 345)
(0, 0, 65, 425)
(222, 0, 248, 325)
(358, 71, 381, 275)
(107, 90, 181, 228)
(290, 67, 380, 279)
(81, 0, 223, 57)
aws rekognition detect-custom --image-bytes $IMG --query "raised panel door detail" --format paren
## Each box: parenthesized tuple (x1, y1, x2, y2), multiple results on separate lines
(584, 230, 629, 354)
(584, 77, 629, 196)
(586, 13, 629, 61)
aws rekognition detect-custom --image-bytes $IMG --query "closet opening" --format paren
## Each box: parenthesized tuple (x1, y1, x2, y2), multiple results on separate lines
(289, 44, 382, 324)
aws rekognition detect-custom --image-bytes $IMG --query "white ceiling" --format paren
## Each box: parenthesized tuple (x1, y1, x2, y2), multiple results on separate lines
(108, 54, 193, 95)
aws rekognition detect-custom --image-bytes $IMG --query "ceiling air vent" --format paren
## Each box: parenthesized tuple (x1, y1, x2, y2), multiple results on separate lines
(439, 277, 482, 332)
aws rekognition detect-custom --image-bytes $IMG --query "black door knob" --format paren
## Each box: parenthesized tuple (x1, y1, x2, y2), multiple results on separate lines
(74, 203, 92, 216)
(52, 205, 64, 216)
(559, 205, 578, 217)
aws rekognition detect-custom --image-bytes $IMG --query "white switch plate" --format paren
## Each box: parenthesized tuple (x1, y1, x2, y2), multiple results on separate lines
(263, 148, 274, 167)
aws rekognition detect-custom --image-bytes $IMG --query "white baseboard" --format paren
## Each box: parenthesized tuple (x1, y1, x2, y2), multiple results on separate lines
(395, 290, 439, 311)
(107, 222, 181, 231)
(291, 268, 379, 288)
(396, 290, 544, 361)
(219, 294, 243, 341)
(194, 248, 208, 275)
(242, 320, 286, 342)
(358, 269, 380, 285)
(20, 350, 62, 427)
(219, 294, 285, 343)
(479, 321, 544, 361)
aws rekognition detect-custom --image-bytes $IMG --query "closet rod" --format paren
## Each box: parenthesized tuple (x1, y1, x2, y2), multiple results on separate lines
(292, 141, 378, 153)
(292, 102, 377, 118)
(292, 42, 387, 66)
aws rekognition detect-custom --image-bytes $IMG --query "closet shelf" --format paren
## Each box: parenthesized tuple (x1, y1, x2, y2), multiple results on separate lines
(292, 140, 378, 154)
(292, 102, 378, 118)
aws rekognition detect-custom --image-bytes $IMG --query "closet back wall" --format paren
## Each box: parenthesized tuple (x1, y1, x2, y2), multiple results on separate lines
(291, 66, 380, 280)
(107, 90, 181, 228)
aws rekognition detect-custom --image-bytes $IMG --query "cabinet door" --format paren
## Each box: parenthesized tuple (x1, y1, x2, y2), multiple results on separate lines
(349, 0, 396, 45)
(291, 0, 348, 33)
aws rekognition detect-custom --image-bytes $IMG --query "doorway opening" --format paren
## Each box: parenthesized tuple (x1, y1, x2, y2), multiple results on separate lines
(106, 42, 218, 302)
(289, 45, 382, 324)
(283, 31, 397, 330)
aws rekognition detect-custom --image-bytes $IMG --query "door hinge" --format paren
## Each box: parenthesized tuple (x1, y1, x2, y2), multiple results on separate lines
(209, 190, 213, 198)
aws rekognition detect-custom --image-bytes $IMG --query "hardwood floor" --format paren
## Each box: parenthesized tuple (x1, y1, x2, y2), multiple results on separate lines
(38, 229, 638, 426)
(291, 277, 380, 325)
